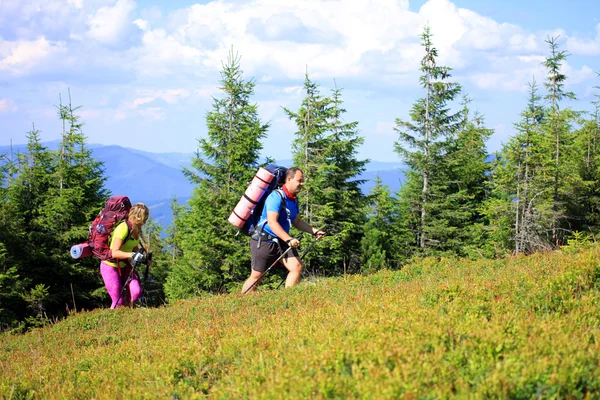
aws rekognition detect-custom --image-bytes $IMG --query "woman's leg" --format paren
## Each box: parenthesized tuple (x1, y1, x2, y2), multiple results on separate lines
(128, 272, 142, 303)
(100, 262, 125, 308)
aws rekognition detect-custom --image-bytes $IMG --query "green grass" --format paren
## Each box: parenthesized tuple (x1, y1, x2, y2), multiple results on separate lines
(2, 246, 600, 399)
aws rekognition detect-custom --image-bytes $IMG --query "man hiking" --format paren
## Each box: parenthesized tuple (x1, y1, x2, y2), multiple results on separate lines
(241, 167, 325, 293)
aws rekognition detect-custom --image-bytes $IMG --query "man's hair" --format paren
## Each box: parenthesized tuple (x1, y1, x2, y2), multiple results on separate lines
(130, 203, 149, 222)
(286, 167, 303, 180)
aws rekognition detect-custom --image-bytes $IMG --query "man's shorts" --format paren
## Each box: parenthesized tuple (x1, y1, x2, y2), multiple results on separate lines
(250, 239, 299, 272)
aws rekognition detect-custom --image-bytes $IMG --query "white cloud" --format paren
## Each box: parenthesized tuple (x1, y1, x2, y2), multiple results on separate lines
(67, 0, 83, 9)
(563, 64, 596, 86)
(282, 86, 303, 95)
(127, 89, 191, 109)
(87, 0, 136, 45)
(133, 19, 149, 31)
(0, 37, 67, 76)
(566, 23, 600, 56)
(0, 98, 18, 113)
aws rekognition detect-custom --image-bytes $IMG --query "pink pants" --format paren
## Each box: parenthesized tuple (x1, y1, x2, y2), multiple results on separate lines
(100, 261, 142, 308)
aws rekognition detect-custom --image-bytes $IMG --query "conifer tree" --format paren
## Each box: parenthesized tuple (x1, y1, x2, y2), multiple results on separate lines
(285, 77, 368, 275)
(442, 98, 492, 256)
(1, 93, 108, 328)
(3, 128, 55, 325)
(394, 25, 462, 255)
(284, 71, 331, 224)
(360, 177, 405, 272)
(0, 153, 25, 329)
(41, 92, 108, 313)
(484, 79, 549, 254)
(542, 37, 578, 246)
(569, 72, 600, 235)
(165, 50, 269, 299)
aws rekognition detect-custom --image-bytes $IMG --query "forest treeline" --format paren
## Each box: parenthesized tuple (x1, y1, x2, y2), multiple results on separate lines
(1, 27, 598, 331)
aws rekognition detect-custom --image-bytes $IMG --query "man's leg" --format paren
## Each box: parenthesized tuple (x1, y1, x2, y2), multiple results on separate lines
(243, 240, 276, 294)
(281, 255, 303, 287)
(241, 269, 265, 294)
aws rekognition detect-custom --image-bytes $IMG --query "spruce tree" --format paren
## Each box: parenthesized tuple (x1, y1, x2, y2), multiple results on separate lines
(442, 98, 492, 256)
(484, 79, 549, 254)
(394, 25, 462, 255)
(284, 77, 368, 275)
(360, 177, 406, 272)
(569, 72, 600, 235)
(165, 50, 269, 299)
(3, 127, 55, 325)
(542, 37, 578, 246)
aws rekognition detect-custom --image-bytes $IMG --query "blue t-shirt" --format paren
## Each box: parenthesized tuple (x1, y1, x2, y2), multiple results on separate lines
(258, 189, 299, 239)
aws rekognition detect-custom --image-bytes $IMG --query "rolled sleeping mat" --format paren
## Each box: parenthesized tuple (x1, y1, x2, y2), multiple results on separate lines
(228, 167, 275, 228)
(228, 196, 255, 228)
(70, 242, 92, 259)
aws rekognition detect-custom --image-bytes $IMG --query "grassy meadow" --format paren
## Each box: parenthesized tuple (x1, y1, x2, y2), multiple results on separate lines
(2, 244, 600, 399)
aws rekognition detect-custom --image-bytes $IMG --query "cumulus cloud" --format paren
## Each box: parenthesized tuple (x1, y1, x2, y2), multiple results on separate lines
(87, 0, 137, 45)
(127, 89, 191, 109)
(1, 0, 599, 100)
(0, 37, 67, 76)
(566, 23, 600, 56)
(0, 98, 18, 113)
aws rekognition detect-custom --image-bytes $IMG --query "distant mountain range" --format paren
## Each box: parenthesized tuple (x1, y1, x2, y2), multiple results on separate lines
(0, 142, 406, 228)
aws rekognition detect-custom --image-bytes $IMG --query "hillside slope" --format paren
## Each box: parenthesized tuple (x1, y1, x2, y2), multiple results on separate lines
(2, 246, 600, 398)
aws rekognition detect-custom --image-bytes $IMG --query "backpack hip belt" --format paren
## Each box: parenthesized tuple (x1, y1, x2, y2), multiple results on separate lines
(251, 228, 279, 249)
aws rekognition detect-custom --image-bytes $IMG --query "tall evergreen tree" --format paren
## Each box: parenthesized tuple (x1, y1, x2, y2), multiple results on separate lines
(165, 50, 269, 300)
(285, 77, 368, 275)
(484, 79, 550, 254)
(0, 150, 26, 329)
(360, 177, 407, 272)
(394, 25, 462, 255)
(1, 93, 108, 329)
(442, 98, 493, 256)
(284, 71, 331, 225)
(569, 71, 600, 235)
(542, 37, 578, 246)
(3, 127, 55, 326)
(42, 93, 108, 314)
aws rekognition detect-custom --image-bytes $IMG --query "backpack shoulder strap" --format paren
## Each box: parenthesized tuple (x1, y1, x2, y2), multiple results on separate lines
(275, 188, 286, 212)
(124, 219, 133, 241)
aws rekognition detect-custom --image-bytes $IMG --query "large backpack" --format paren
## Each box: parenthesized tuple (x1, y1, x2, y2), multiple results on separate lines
(228, 164, 288, 236)
(71, 196, 133, 261)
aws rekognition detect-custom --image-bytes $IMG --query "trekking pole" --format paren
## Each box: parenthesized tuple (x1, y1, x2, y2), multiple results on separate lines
(115, 261, 139, 307)
(243, 233, 305, 295)
(276, 227, 326, 289)
(115, 247, 146, 307)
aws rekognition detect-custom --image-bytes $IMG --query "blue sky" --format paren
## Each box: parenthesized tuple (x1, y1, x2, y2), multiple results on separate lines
(1, 0, 599, 162)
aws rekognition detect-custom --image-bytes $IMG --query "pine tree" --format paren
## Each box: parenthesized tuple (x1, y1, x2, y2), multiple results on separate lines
(542, 37, 578, 246)
(569, 71, 600, 235)
(1, 92, 109, 328)
(0, 151, 26, 329)
(165, 50, 269, 300)
(284, 70, 331, 225)
(441, 98, 492, 256)
(394, 25, 462, 255)
(284, 77, 368, 275)
(360, 177, 405, 273)
(3, 127, 55, 326)
(41, 92, 108, 314)
(484, 79, 549, 254)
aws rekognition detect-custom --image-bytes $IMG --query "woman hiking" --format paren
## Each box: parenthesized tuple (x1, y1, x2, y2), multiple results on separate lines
(100, 202, 149, 308)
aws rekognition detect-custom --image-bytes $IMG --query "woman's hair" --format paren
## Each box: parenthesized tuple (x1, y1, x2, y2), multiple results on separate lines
(129, 202, 149, 223)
